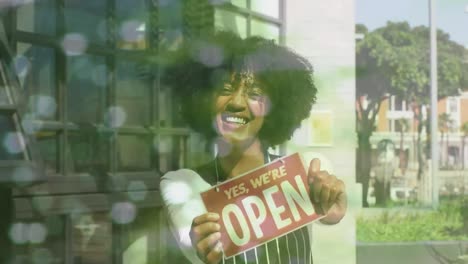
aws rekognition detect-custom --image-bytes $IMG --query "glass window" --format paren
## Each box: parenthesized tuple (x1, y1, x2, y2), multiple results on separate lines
(64, 1, 107, 44)
(448, 98, 458, 113)
(116, 0, 149, 50)
(35, 131, 59, 174)
(233, 0, 247, 8)
(117, 135, 151, 171)
(214, 9, 247, 38)
(67, 55, 107, 124)
(251, 0, 279, 18)
(251, 19, 280, 43)
(157, 135, 186, 173)
(67, 131, 109, 173)
(17, 43, 57, 120)
(16, 0, 56, 36)
(116, 60, 151, 126)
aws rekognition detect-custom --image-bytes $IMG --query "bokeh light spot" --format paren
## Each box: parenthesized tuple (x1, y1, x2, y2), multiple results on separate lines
(12, 55, 30, 78)
(111, 202, 137, 224)
(62, 33, 88, 56)
(21, 113, 41, 135)
(104, 106, 127, 128)
(12, 166, 35, 186)
(9, 222, 28, 245)
(3, 132, 26, 154)
(127, 181, 147, 201)
(29, 95, 57, 118)
(120, 20, 145, 42)
(28, 223, 48, 244)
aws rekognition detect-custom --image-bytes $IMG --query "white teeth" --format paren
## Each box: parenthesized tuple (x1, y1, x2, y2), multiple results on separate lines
(225, 116, 246, 125)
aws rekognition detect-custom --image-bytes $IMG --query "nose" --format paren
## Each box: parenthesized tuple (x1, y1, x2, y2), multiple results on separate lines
(226, 88, 248, 112)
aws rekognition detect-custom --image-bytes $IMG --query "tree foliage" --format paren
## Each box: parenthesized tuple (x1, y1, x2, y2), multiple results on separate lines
(355, 21, 468, 206)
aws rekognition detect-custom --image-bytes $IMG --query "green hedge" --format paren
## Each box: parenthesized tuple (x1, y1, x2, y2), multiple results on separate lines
(357, 197, 468, 242)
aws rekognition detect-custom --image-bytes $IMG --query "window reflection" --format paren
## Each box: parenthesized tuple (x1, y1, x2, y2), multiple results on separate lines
(251, 19, 280, 43)
(64, 1, 107, 44)
(67, 130, 109, 174)
(35, 130, 59, 174)
(16, 0, 56, 36)
(215, 9, 247, 38)
(17, 43, 57, 120)
(116, 0, 148, 50)
(67, 55, 107, 124)
(117, 135, 151, 171)
(116, 60, 151, 126)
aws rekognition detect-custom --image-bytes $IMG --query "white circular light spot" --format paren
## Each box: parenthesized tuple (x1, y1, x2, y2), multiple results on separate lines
(12, 167, 35, 186)
(104, 106, 127, 128)
(29, 95, 57, 118)
(9, 222, 28, 244)
(120, 20, 145, 42)
(3, 132, 26, 154)
(21, 113, 41, 134)
(127, 181, 147, 201)
(28, 223, 48, 244)
(62, 33, 88, 56)
(12, 55, 30, 78)
(111, 202, 137, 224)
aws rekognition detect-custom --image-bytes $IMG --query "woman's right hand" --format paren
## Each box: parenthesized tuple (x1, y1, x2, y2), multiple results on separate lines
(189, 213, 223, 264)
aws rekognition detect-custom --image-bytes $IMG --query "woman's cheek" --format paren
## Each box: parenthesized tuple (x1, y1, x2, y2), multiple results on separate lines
(249, 96, 271, 117)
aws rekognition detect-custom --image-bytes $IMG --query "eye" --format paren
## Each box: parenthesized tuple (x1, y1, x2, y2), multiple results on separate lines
(219, 84, 233, 95)
(247, 87, 265, 100)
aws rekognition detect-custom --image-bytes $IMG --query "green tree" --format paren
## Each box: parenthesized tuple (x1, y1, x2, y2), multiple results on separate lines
(356, 22, 468, 207)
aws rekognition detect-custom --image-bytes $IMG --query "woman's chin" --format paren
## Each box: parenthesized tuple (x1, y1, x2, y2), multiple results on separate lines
(218, 132, 256, 147)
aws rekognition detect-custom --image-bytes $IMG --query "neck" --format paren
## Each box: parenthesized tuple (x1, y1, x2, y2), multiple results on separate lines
(216, 138, 266, 179)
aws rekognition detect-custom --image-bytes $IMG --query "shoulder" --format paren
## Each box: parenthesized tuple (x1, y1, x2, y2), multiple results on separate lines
(160, 169, 211, 204)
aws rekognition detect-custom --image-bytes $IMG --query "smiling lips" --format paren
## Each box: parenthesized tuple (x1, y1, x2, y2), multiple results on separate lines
(222, 114, 250, 126)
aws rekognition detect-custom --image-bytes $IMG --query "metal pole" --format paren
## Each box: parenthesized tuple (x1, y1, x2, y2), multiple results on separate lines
(429, 0, 439, 208)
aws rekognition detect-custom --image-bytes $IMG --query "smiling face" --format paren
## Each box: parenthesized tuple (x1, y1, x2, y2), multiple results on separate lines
(213, 70, 270, 146)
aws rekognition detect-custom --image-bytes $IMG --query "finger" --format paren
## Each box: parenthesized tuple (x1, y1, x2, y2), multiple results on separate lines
(192, 222, 221, 241)
(206, 241, 223, 264)
(193, 213, 220, 226)
(196, 232, 221, 256)
(308, 158, 321, 183)
(327, 185, 339, 209)
(311, 172, 324, 204)
(320, 183, 331, 212)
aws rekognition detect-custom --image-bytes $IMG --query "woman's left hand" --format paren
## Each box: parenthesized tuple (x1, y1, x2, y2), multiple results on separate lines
(308, 158, 347, 224)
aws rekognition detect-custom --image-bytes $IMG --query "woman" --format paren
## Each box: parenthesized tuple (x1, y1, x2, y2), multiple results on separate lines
(160, 31, 347, 264)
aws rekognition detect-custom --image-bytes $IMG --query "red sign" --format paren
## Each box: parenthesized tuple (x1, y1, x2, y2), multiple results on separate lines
(200, 153, 323, 258)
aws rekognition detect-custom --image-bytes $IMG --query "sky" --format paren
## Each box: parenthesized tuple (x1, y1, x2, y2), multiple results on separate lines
(356, 0, 468, 47)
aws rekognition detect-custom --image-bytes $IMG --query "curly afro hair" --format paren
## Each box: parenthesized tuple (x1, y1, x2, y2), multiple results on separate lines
(163, 31, 317, 146)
